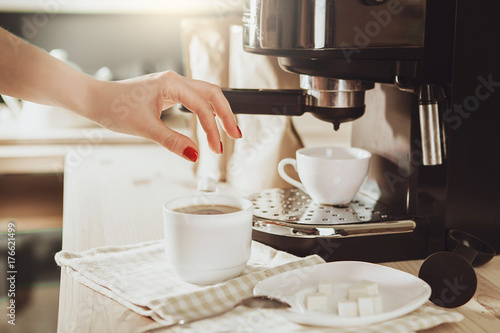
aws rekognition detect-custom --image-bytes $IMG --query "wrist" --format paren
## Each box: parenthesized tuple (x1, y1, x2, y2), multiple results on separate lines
(77, 78, 112, 122)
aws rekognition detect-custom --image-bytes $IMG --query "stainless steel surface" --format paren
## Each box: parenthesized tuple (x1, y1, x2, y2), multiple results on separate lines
(253, 219, 416, 238)
(300, 76, 375, 91)
(419, 103, 443, 166)
(300, 76, 374, 109)
(352, 83, 414, 212)
(394, 76, 416, 93)
(243, 0, 426, 52)
(251, 188, 391, 225)
(143, 296, 290, 332)
(305, 91, 363, 108)
(250, 188, 416, 238)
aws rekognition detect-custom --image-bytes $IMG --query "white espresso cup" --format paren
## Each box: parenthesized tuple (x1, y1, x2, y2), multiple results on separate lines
(278, 146, 371, 205)
(163, 194, 253, 285)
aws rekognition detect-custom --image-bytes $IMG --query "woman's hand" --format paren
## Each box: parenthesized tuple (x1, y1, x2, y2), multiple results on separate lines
(87, 71, 242, 162)
(0, 28, 241, 163)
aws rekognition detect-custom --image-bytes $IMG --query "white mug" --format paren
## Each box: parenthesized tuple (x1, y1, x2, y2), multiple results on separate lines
(278, 146, 371, 205)
(163, 194, 253, 285)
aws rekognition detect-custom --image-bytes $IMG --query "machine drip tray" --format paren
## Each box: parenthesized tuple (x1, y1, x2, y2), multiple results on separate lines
(251, 187, 404, 227)
(249, 188, 429, 262)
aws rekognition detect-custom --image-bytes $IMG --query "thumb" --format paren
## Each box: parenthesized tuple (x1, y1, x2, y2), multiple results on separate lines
(147, 121, 199, 162)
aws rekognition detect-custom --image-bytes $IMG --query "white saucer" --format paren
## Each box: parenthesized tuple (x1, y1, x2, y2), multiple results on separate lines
(253, 261, 431, 327)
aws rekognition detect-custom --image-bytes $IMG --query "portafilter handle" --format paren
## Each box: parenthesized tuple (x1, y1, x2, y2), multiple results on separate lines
(177, 89, 306, 116)
(221, 89, 307, 116)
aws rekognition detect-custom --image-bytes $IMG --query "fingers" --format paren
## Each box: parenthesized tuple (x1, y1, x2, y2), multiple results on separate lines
(184, 78, 242, 140)
(148, 121, 200, 163)
(162, 72, 223, 154)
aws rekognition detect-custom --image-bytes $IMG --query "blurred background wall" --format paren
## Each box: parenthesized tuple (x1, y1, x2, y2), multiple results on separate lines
(1, 13, 185, 79)
(0, 1, 244, 79)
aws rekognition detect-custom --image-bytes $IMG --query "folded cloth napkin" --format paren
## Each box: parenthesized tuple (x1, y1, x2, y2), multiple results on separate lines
(55, 240, 323, 325)
(55, 241, 463, 333)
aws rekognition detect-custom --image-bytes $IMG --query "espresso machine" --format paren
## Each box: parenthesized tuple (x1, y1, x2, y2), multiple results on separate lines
(220, 0, 500, 262)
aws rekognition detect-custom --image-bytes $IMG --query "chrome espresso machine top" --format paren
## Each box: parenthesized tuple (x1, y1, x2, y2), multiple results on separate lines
(222, 0, 500, 262)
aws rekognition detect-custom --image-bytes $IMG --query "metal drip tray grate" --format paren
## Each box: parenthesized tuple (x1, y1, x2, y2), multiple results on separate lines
(250, 188, 395, 226)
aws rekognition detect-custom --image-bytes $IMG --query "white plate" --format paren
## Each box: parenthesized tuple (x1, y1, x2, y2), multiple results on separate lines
(253, 261, 431, 327)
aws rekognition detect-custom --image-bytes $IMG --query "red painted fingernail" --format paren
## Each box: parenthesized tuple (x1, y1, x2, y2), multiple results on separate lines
(183, 147, 198, 162)
(237, 126, 242, 138)
(220, 141, 223, 153)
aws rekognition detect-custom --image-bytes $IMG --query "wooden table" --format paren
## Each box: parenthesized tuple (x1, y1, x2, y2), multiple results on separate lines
(56, 145, 500, 333)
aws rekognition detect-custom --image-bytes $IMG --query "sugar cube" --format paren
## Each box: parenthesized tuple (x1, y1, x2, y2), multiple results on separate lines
(338, 300, 359, 317)
(333, 282, 349, 299)
(357, 295, 384, 316)
(348, 285, 370, 300)
(318, 279, 333, 296)
(357, 296, 375, 316)
(355, 280, 379, 296)
(371, 295, 383, 314)
(348, 280, 379, 300)
(305, 293, 328, 312)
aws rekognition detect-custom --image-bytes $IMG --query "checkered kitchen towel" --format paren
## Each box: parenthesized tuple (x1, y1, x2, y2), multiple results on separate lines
(55, 240, 323, 324)
(55, 240, 463, 333)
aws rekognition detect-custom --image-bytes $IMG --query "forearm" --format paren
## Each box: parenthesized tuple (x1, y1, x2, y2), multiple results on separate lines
(0, 27, 95, 116)
(0, 27, 240, 161)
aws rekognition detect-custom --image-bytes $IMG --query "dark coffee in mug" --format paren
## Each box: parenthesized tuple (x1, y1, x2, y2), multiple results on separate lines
(173, 204, 242, 215)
